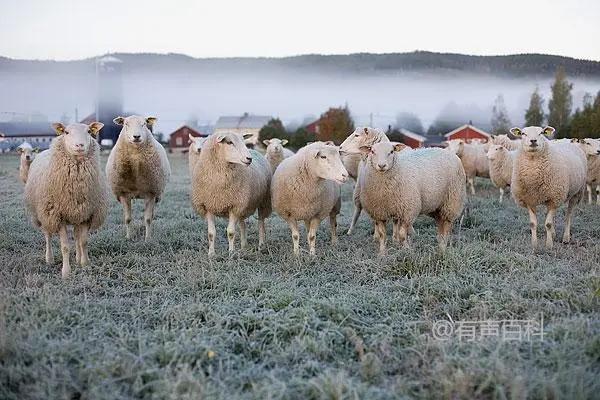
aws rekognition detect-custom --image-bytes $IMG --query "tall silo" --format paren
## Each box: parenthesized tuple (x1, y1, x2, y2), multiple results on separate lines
(95, 55, 123, 144)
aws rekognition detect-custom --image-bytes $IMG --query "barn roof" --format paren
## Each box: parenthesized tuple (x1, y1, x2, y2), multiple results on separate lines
(399, 128, 427, 142)
(0, 122, 54, 137)
(444, 124, 490, 138)
(170, 125, 208, 137)
(215, 114, 271, 130)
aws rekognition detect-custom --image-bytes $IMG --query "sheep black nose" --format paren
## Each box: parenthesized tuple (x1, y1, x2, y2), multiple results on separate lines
(377, 163, 386, 169)
(530, 139, 537, 145)
(133, 135, 141, 140)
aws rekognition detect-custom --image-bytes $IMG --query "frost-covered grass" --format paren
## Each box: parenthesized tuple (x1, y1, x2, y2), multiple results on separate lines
(0, 153, 599, 399)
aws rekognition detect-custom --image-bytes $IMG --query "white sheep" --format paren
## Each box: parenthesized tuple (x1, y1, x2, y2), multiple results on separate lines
(339, 127, 390, 235)
(24, 122, 109, 278)
(190, 132, 272, 256)
(510, 126, 587, 249)
(16, 142, 38, 183)
(106, 115, 171, 241)
(490, 134, 520, 150)
(446, 139, 489, 195)
(358, 142, 466, 254)
(272, 142, 348, 255)
(486, 144, 517, 203)
(573, 138, 600, 204)
(263, 138, 295, 172)
(188, 133, 207, 176)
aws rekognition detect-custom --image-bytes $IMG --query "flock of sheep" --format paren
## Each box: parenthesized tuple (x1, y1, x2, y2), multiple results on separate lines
(14, 115, 600, 278)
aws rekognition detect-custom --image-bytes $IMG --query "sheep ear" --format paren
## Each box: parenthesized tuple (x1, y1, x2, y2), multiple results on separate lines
(34, 147, 41, 153)
(145, 117, 157, 126)
(113, 116, 125, 125)
(216, 134, 227, 143)
(363, 127, 369, 135)
(542, 126, 555, 137)
(188, 133, 195, 143)
(88, 122, 104, 137)
(324, 141, 335, 146)
(242, 133, 254, 140)
(17, 147, 23, 154)
(394, 143, 407, 152)
(571, 138, 579, 143)
(509, 127, 522, 137)
(359, 145, 372, 154)
(263, 139, 271, 146)
(52, 123, 66, 135)
(281, 139, 288, 146)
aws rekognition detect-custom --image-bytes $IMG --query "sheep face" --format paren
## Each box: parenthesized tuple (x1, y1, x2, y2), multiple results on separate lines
(510, 126, 554, 153)
(576, 138, 600, 156)
(340, 127, 383, 154)
(189, 134, 207, 154)
(263, 138, 288, 155)
(486, 144, 507, 160)
(310, 145, 349, 184)
(215, 133, 253, 165)
(113, 115, 156, 145)
(446, 139, 465, 156)
(17, 143, 36, 162)
(362, 142, 407, 172)
(52, 122, 103, 159)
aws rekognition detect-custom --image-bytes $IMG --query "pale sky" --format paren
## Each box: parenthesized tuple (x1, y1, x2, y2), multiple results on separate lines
(1, 0, 599, 61)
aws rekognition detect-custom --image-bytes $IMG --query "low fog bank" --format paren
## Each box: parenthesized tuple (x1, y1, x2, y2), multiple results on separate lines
(1, 68, 599, 135)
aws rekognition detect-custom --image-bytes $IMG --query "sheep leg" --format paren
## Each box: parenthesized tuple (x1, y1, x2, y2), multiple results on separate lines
(206, 213, 216, 257)
(596, 186, 600, 205)
(329, 214, 337, 244)
(393, 220, 409, 247)
(563, 199, 578, 243)
(73, 225, 81, 265)
(120, 196, 132, 239)
(587, 185, 592, 205)
(376, 220, 386, 255)
(144, 197, 156, 241)
(227, 212, 238, 255)
(468, 177, 475, 195)
(436, 219, 452, 252)
(544, 207, 557, 249)
(528, 207, 538, 249)
(59, 225, 71, 279)
(78, 224, 89, 266)
(44, 231, 53, 265)
(499, 188, 504, 203)
(238, 219, 248, 250)
(288, 219, 300, 256)
(347, 206, 361, 235)
(308, 218, 320, 256)
(258, 218, 266, 249)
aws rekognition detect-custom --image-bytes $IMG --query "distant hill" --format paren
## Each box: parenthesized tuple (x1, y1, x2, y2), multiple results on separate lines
(1, 51, 600, 77)
(1, 51, 600, 136)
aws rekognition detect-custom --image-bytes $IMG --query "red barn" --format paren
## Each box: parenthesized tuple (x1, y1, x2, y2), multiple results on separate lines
(305, 119, 320, 135)
(169, 125, 206, 152)
(398, 129, 427, 148)
(444, 124, 490, 143)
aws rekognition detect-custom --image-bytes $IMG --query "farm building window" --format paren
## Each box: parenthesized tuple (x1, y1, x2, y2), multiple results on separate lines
(176, 137, 183, 146)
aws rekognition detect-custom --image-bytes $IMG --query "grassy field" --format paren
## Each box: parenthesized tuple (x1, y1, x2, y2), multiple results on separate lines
(0, 152, 599, 399)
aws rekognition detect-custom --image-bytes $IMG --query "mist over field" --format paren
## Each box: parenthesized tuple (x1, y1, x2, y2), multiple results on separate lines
(1, 52, 600, 135)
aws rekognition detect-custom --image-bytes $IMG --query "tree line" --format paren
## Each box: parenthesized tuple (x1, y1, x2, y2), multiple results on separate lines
(259, 67, 600, 148)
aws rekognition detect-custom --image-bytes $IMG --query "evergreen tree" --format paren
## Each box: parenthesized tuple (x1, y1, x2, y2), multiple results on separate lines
(490, 94, 511, 135)
(524, 87, 545, 126)
(258, 118, 288, 143)
(570, 93, 594, 139)
(547, 66, 573, 137)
